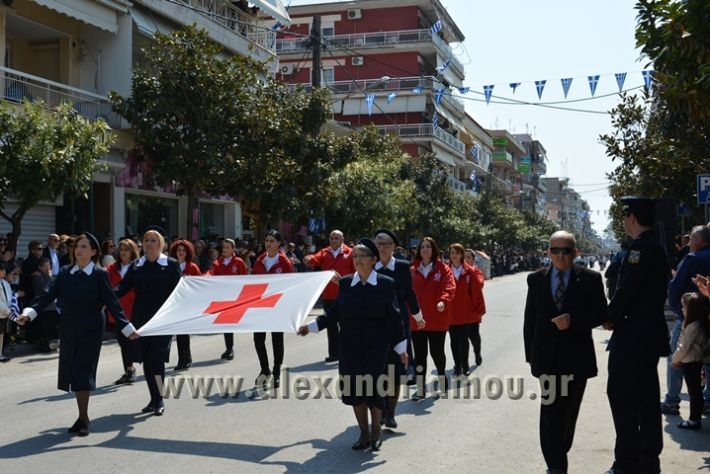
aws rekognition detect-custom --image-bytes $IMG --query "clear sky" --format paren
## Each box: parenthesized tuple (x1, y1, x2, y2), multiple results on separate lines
(285, 0, 645, 234)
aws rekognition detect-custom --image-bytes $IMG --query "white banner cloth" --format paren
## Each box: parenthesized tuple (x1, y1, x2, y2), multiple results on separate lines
(137, 271, 334, 336)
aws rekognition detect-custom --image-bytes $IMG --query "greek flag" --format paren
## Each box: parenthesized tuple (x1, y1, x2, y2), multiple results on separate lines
(412, 86, 423, 94)
(642, 70, 654, 90)
(434, 88, 444, 105)
(458, 86, 470, 94)
(587, 75, 600, 96)
(9, 292, 20, 322)
(365, 93, 376, 116)
(560, 78, 573, 98)
(614, 72, 627, 93)
(432, 111, 439, 130)
(386, 92, 398, 103)
(483, 85, 494, 104)
(431, 20, 443, 35)
(437, 58, 451, 73)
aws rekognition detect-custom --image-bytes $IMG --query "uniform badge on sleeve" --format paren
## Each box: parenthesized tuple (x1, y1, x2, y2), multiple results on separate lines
(628, 250, 641, 264)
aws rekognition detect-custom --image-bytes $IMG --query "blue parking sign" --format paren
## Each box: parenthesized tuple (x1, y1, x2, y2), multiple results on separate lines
(698, 175, 710, 204)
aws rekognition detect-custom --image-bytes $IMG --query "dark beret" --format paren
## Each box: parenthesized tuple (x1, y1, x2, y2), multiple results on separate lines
(265, 229, 282, 242)
(143, 225, 168, 238)
(81, 231, 101, 253)
(357, 238, 380, 262)
(373, 228, 400, 247)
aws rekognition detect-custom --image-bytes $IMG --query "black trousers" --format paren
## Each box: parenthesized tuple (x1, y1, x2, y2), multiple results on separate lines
(468, 323, 481, 357)
(223, 333, 234, 351)
(117, 332, 131, 370)
(412, 331, 446, 392)
(539, 375, 587, 472)
(253, 332, 284, 375)
(682, 361, 703, 422)
(144, 357, 166, 405)
(607, 351, 663, 474)
(176, 335, 191, 364)
(322, 299, 338, 358)
(448, 324, 471, 371)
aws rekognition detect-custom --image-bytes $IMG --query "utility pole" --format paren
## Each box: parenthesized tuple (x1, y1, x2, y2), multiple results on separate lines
(311, 15, 321, 89)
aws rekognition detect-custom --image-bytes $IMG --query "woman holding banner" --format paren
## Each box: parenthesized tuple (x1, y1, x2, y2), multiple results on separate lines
(115, 226, 181, 416)
(169, 239, 202, 372)
(298, 239, 407, 452)
(251, 230, 293, 389)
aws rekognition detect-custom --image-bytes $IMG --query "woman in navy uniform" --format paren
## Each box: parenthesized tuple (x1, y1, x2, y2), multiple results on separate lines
(373, 229, 424, 429)
(116, 226, 181, 416)
(18, 232, 138, 436)
(299, 239, 408, 451)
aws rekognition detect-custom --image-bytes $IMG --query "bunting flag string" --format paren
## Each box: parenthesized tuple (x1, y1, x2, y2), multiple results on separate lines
(587, 75, 600, 96)
(483, 85, 494, 104)
(560, 78, 573, 98)
(535, 80, 546, 99)
(509, 82, 521, 93)
(458, 86, 470, 94)
(412, 86, 423, 94)
(386, 92, 398, 104)
(437, 58, 452, 73)
(364, 93, 375, 116)
(614, 72, 627, 93)
(642, 70, 654, 90)
(434, 88, 444, 105)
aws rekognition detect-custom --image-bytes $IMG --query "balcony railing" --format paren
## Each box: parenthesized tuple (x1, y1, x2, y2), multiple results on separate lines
(289, 76, 465, 113)
(1, 66, 122, 128)
(491, 150, 513, 165)
(277, 28, 463, 74)
(447, 177, 471, 193)
(176, 0, 276, 53)
(372, 123, 465, 155)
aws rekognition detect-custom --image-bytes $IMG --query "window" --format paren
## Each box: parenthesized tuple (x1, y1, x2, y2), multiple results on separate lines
(125, 194, 178, 238)
(321, 26, 334, 38)
(322, 67, 334, 84)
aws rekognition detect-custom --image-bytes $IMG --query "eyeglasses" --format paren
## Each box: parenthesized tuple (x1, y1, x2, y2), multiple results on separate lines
(549, 247, 574, 255)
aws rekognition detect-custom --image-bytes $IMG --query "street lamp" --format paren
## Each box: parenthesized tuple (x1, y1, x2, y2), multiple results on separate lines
(333, 75, 392, 115)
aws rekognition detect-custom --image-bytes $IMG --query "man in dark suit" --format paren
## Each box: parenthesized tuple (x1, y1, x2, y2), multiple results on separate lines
(524, 230, 608, 474)
(605, 197, 670, 474)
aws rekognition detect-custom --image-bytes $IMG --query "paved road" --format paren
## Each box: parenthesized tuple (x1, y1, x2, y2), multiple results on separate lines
(0, 271, 706, 473)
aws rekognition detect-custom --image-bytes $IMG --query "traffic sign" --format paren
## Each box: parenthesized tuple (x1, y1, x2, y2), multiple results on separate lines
(697, 174, 710, 204)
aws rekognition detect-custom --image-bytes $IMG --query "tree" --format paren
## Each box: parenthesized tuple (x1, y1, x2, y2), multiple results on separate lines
(0, 100, 114, 252)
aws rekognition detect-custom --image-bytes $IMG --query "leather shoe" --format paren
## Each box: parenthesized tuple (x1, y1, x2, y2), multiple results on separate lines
(272, 373, 281, 389)
(324, 356, 338, 362)
(153, 405, 165, 416)
(141, 404, 155, 414)
(115, 368, 136, 385)
(660, 402, 680, 415)
(351, 439, 370, 451)
(384, 417, 397, 429)
(475, 353, 482, 366)
(221, 350, 234, 360)
(370, 433, 382, 451)
(174, 361, 192, 372)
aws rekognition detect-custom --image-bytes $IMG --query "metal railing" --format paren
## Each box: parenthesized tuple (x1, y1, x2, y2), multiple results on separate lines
(372, 123, 465, 155)
(277, 27, 464, 74)
(288, 76, 465, 113)
(176, 0, 276, 52)
(0, 66, 122, 128)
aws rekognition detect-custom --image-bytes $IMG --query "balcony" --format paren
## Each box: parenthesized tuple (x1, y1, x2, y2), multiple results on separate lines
(289, 76, 465, 114)
(1, 66, 122, 128)
(491, 150, 513, 166)
(277, 28, 464, 75)
(373, 123, 465, 155)
(447, 177, 472, 194)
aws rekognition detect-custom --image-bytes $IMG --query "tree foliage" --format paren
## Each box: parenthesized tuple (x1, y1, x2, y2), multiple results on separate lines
(0, 100, 114, 251)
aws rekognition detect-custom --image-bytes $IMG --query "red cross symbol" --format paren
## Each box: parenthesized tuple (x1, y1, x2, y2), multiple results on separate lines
(204, 283, 283, 324)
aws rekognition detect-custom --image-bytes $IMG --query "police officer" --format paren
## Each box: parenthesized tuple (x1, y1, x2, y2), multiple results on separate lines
(604, 197, 670, 474)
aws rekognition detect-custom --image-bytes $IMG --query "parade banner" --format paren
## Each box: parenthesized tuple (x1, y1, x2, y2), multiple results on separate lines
(137, 272, 335, 336)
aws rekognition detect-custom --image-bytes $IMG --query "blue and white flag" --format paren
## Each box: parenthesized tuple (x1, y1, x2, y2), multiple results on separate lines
(431, 20, 443, 35)
(642, 70, 654, 90)
(470, 144, 480, 163)
(535, 80, 546, 99)
(560, 78, 573, 98)
(437, 58, 452, 73)
(386, 92, 398, 104)
(271, 21, 285, 31)
(365, 93, 376, 116)
(412, 86, 423, 94)
(434, 88, 444, 105)
(509, 82, 521, 94)
(432, 111, 439, 129)
(458, 86, 470, 94)
(614, 72, 627, 93)
(8, 292, 20, 322)
(469, 169, 476, 183)
(483, 85, 494, 104)
(587, 75, 600, 96)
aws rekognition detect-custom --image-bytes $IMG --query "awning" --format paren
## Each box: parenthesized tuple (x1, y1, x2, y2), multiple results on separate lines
(130, 7, 174, 37)
(251, 0, 291, 27)
(434, 104, 464, 132)
(30, 0, 123, 33)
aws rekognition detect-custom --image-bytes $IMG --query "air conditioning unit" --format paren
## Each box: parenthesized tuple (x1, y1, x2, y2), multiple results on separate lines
(351, 56, 364, 66)
(280, 64, 294, 75)
(347, 9, 362, 20)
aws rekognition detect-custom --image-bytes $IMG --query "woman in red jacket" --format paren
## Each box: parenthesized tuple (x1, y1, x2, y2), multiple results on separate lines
(208, 239, 248, 361)
(107, 239, 140, 385)
(169, 239, 202, 371)
(252, 229, 293, 389)
(464, 248, 486, 366)
(410, 237, 456, 399)
(447, 244, 486, 377)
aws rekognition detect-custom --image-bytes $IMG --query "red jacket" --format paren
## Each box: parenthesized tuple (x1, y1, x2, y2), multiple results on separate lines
(181, 261, 202, 276)
(410, 259, 456, 332)
(252, 251, 294, 275)
(306, 245, 354, 300)
(448, 262, 486, 325)
(106, 262, 135, 327)
(208, 255, 248, 276)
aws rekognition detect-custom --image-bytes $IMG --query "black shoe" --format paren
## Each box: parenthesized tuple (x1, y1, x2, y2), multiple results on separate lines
(384, 417, 398, 429)
(0, 356, 11, 363)
(324, 356, 338, 362)
(174, 361, 192, 372)
(352, 439, 370, 451)
(221, 350, 234, 360)
(370, 433, 382, 451)
(475, 353, 482, 366)
(115, 368, 136, 385)
(453, 367, 461, 376)
(660, 402, 680, 415)
(406, 376, 417, 386)
(272, 373, 281, 389)
(67, 418, 84, 433)
(141, 404, 155, 413)
(153, 404, 165, 416)
(678, 419, 701, 430)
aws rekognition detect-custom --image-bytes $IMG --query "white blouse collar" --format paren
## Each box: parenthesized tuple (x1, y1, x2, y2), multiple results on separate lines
(70, 261, 96, 275)
(136, 253, 168, 267)
(351, 271, 378, 287)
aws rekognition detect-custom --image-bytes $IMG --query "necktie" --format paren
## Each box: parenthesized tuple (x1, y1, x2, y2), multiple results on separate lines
(555, 271, 566, 310)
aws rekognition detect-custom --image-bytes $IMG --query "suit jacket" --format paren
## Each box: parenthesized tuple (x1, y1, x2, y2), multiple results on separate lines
(667, 246, 710, 320)
(524, 264, 608, 378)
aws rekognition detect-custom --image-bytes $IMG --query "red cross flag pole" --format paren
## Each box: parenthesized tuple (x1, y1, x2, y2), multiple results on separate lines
(136, 272, 335, 336)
